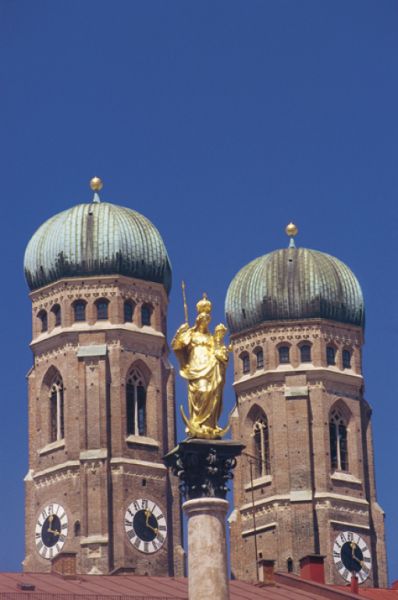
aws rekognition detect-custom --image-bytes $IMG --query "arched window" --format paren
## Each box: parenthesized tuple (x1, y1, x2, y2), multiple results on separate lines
(49, 377, 64, 443)
(141, 304, 152, 326)
(38, 310, 48, 332)
(329, 408, 348, 471)
(124, 300, 135, 323)
(73, 300, 86, 322)
(95, 298, 109, 320)
(254, 348, 264, 370)
(253, 417, 270, 478)
(126, 369, 146, 436)
(51, 304, 61, 327)
(326, 345, 336, 366)
(300, 344, 311, 363)
(241, 352, 250, 374)
(287, 558, 293, 573)
(278, 345, 290, 364)
(74, 521, 81, 537)
(342, 349, 351, 369)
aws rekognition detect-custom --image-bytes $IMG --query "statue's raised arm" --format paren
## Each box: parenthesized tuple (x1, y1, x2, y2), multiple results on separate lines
(172, 293, 231, 439)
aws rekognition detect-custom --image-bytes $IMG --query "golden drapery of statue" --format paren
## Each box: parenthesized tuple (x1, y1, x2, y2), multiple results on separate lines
(171, 292, 231, 439)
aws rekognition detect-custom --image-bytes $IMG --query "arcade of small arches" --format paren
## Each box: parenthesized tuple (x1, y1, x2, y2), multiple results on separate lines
(40, 364, 150, 447)
(238, 340, 355, 377)
(35, 297, 155, 336)
(244, 402, 351, 483)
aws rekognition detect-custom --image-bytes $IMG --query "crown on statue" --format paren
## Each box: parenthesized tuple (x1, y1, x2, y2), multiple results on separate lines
(196, 293, 212, 314)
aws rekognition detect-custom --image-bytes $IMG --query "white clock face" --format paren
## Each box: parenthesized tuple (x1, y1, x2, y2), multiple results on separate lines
(333, 531, 372, 583)
(124, 498, 167, 554)
(35, 503, 68, 560)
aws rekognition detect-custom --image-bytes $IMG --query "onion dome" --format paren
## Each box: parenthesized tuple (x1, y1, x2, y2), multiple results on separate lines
(24, 178, 172, 292)
(225, 223, 364, 334)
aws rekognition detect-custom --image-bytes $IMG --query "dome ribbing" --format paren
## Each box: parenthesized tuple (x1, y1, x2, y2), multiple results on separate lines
(225, 247, 364, 334)
(24, 201, 172, 292)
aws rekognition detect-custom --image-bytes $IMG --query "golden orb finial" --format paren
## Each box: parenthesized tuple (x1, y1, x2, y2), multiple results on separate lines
(285, 222, 298, 237)
(90, 176, 103, 192)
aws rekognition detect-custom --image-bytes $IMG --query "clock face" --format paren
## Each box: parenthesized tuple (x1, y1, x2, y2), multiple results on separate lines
(35, 503, 68, 560)
(333, 531, 372, 583)
(124, 498, 167, 554)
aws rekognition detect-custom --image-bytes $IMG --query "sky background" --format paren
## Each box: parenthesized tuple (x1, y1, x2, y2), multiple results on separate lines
(1, 0, 397, 584)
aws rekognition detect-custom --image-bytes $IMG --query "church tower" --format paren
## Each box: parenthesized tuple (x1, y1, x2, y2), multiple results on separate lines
(23, 179, 183, 576)
(226, 225, 387, 587)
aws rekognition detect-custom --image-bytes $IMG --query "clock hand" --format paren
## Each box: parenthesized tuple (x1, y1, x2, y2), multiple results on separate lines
(350, 542, 363, 566)
(145, 510, 158, 534)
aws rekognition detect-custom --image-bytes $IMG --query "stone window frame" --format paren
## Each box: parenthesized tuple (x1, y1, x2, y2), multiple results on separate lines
(253, 417, 271, 478)
(277, 343, 290, 365)
(126, 367, 147, 437)
(49, 376, 65, 443)
(329, 405, 349, 472)
(342, 347, 352, 369)
(326, 344, 337, 366)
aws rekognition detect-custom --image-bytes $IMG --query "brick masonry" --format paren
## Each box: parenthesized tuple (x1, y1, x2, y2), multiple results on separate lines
(24, 275, 183, 576)
(228, 318, 387, 588)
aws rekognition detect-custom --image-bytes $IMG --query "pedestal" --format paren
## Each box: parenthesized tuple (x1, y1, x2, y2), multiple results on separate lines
(164, 439, 244, 600)
(183, 497, 229, 600)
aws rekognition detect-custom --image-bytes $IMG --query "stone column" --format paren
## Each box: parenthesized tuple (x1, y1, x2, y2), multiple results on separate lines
(164, 439, 244, 600)
(183, 497, 229, 600)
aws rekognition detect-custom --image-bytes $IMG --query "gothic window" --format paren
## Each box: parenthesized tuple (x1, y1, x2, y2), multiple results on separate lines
(241, 352, 250, 374)
(253, 417, 270, 478)
(141, 304, 152, 326)
(287, 558, 293, 573)
(300, 344, 311, 363)
(326, 345, 336, 365)
(254, 348, 264, 370)
(38, 310, 48, 332)
(126, 369, 146, 436)
(73, 300, 86, 322)
(329, 408, 348, 471)
(49, 378, 64, 443)
(51, 304, 61, 327)
(95, 298, 109, 320)
(124, 300, 135, 323)
(343, 349, 351, 369)
(278, 345, 290, 364)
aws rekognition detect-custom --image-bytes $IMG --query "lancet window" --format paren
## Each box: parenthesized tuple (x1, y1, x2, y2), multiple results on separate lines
(73, 300, 86, 322)
(342, 349, 351, 369)
(51, 304, 61, 327)
(329, 408, 348, 471)
(50, 377, 64, 443)
(326, 345, 336, 366)
(241, 352, 250, 374)
(253, 417, 270, 478)
(126, 369, 146, 436)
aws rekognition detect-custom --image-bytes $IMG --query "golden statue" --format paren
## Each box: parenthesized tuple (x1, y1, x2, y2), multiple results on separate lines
(171, 291, 231, 439)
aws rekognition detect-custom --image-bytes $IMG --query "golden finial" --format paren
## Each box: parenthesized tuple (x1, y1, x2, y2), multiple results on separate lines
(285, 222, 298, 237)
(90, 176, 103, 192)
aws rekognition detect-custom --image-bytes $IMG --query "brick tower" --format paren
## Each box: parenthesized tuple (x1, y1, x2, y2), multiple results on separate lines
(225, 225, 387, 588)
(23, 179, 183, 576)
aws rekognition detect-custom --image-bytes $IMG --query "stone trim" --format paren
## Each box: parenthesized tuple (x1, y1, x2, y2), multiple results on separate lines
(79, 449, 108, 460)
(32, 460, 80, 479)
(125, 434, 160, 448)
(240, 490, 368, 513)
(314, 492, 368, 505)
(110, 457, 166, 470)
(331, 471, 362, 485)
(77, 345, 107, 358)
(80, 535, 109, 546)
(330, 519, 370, 531)
(244, 474, 272, 491)
(38, 439, 65, 456)
(242, 521, 277, 537)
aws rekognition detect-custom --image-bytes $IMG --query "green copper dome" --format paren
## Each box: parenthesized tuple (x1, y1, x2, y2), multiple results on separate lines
(24, 201, 172, 292)
(225, 246, 364, 334)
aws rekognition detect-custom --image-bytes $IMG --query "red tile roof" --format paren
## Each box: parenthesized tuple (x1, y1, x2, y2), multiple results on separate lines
(0, 572, 396, 600)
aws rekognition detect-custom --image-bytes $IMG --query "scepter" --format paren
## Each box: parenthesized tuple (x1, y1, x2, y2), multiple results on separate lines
(181, 280, 189, 323)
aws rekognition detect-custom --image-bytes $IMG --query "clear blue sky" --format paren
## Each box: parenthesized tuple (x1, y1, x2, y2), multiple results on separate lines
(1, 0, 397, 583)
